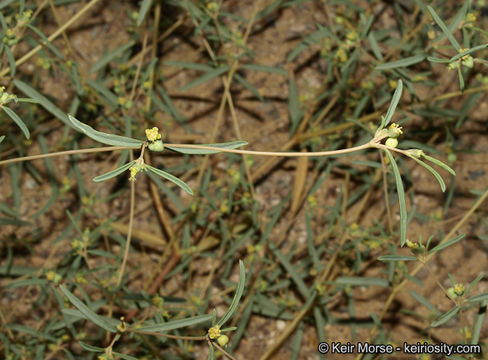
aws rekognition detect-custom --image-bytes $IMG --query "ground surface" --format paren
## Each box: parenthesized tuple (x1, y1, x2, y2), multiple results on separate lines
(1, 1, 488, 359)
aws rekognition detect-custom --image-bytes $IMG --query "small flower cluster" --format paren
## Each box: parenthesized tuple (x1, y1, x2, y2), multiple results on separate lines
(447, 48, 474, 70)
(208, 326, 230, 347)
(384, 123, 403, 148)
(146, 127, 164, 152)
(0, 86, 17, 106)
(129, 158, 146, 182)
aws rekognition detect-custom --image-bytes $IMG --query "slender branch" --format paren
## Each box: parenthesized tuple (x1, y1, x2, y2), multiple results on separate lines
(116, 156, 136, 287)
(165, 141, 373, 157)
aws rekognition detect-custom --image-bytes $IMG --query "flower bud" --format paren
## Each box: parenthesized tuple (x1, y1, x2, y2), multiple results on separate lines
(148, 139, 164, 152)
(217, 335, 229, 347)
(385, 138, 398, 148)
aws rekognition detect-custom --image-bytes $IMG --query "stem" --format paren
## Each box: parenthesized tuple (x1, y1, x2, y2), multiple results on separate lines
(165, 141, 373, 157)
(116, 159, 135, 287)
(0, 146, 136, 166)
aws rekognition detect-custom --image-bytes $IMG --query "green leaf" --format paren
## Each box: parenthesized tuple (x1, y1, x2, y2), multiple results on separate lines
(217, 260, 246, 327)
(422, 155, 456, 175)
(368, 32, 383, 61)
(378, 255, 418, 262)
(6, 278, 48, 288)
(269, 243, 309, 298)
(208, 343, 215, 360)
(334, 276, 389, 287)
(4, 45, 15, 76)
(67, 114, 142, 147)
(408, 290, 441, 315)
(234, 73, 263, 101)
(93, 161, 136, 182)
(2, 106, 30, 139)
(427, 6, 461, 51)
(427, 56, 451, 63)
(457, 65, 464, 91)
(89, 40, 136, 74)
(164, 61, 214, 72)
(385, 149, 407, 246)
(288, 76, 301, 135)
(85, 79, 118, 108)
(450, 44, 488, 62)
(13, 80, 70, 126)
(431, 305, 460, 327)
(146, 165, 193, 195)
(137, 0, 153, 26)
(166, 141, 248, 154)
(79, 342, 104, 352)
(59, 285, 118, 333)
(381, 79, 403, 129)
(136, 314, 212, 332)
(428, 233, 465, 254)
(180, 66, 230, 91)
(0, 135, 5, 144)
(411, 157, 446, 192)
(467, 292, 488, 303)
(375, 54, 426, 70)
(241, 63, 288, 76)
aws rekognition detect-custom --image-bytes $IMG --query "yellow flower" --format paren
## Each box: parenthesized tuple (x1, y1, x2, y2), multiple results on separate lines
(145, 127, 162, 142)
(454, 283, 465, 296)
(389, 123, 403, 137)
(129, 166, 139, 182)
(208, 326, 221, 339)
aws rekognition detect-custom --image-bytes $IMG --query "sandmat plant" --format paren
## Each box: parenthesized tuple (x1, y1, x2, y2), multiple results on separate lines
(1, 0, 488, 359)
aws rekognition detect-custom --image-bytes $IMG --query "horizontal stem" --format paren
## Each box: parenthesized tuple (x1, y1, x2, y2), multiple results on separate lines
(0, 146, 134, 166)
(165, 142, 372, 157)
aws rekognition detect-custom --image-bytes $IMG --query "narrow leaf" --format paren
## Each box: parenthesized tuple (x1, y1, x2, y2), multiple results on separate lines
(288, 76, 301, 135)
(217, 260, 246, 327)
(431, 305, 460, 327)
(136, 314, 212, 332)
(375, 54, 426, 70)
(234, 73, 263, 101)
(241, 63, 288, 76)
(164, 61, 214, 72)
(378, 255, 418, 261)
(450, 44, 488, 62)
(67, 114, 142, 147)
(411, 157, 446, 192)
(59, 285, 118, 332)
(269, 243, 309, 298)
(13, 80, 70, 125)
(137, 0, 153, 26)
(467, 292, 488, 303)
(180, 66, 230, 91)
(382, 79, 403, 128)
(93, 161, 136, 182)
(428, 233, 465, 254)
(422, 155, 456, 175)
(335, 276, 389, 287)
(385, 149, 407, 246)
(4, 45, 15, 76)
(166, 141, 248, 155)
(89, 40, 135, 74)
(146, 165, 193, 195)
(427, 6, 461, 50)
(2, 106, 30, 139)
